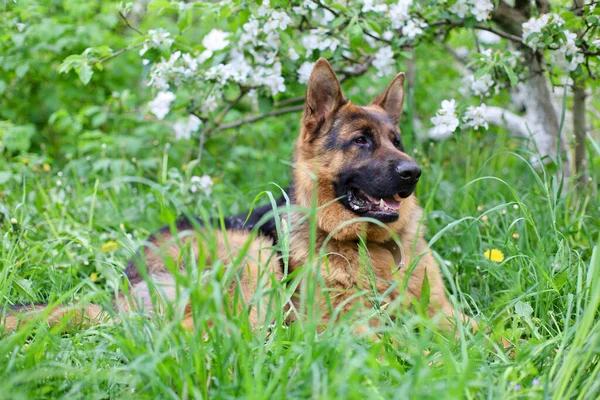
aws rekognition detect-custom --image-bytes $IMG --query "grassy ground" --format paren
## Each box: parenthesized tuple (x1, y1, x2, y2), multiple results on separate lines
(0, 113, 599, 399)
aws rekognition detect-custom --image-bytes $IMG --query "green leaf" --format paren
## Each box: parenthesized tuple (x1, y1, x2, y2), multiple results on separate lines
(349, 22, 363, 48)
(258, 97, 273, 114)
(13, 278, 36, 300)
(15, 63, 29, 78)
(78, 63, 93, 85)
(0, 171, 12, 184)
(514, 300, 533, 318)
(4, 125, 34, 153)
(148, 0, 172, 12)
(503, 65, 518, 87)
(419, 273, 431, 313)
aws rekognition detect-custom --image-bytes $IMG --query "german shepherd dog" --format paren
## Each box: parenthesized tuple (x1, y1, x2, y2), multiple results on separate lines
(4, 59, 472, 333)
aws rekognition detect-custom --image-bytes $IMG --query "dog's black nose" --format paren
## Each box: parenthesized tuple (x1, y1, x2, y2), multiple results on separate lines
(395, 161, 421, 183)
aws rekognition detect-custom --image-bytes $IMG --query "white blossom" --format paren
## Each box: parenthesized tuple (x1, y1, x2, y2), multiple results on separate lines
(477, 30, 501, 44)
(190, 175, 213, 195)
(463, 104, 489, 130)
(173, 114, 201, 140)
(292, 0, 318, 15)
(373, 46, 395, 77)
(451, 0, 469, 18)
(522, 13, 564, 49)
(202, 93, 220, 114)
(471, 0, 493, 22)
(241, 18, 261, 46)
(430, 99, 460, 139)
(149, 91, 176, 120)
(288, 47, 300, 61)
(199, 29, 231, 62)
(148, 28, 174, 49)
(402, 19, 426, 39)
(450, 0, 493, 22)
(313, 8, 336, 25)
(389, 0, 412, 29)
(362, 0, 388, 13)
(255, 62, 285, 94)
(298, 61, 315, 84)
(382, 30, 394, 41)
(264, 10, 292, 33)
(463, 73, 494, 97)
(301, 29, 339, 56)
(551, 51, 583, 72)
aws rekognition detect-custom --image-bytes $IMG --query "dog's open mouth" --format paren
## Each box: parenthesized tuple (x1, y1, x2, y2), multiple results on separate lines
(347, 187, 404, 217)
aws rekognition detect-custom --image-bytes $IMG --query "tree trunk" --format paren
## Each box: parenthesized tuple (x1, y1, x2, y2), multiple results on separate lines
(573, 74, 588, 185)
(491, 1, 571, 176)
(573, 0, 588, 186)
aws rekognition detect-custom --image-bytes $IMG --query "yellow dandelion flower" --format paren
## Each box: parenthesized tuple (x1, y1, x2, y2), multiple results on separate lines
(90, 272, 99, 283)
(484, 249, 505, 263)
(42, 163, 51, 172)
(101, 240, 118, 253)
(23, 157, 29, 164)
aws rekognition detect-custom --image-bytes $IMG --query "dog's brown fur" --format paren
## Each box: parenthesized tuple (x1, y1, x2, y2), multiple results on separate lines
(3, 58, 472, 333)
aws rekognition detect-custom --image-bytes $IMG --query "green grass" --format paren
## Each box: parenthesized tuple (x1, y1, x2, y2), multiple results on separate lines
(0, 116, 599, 399)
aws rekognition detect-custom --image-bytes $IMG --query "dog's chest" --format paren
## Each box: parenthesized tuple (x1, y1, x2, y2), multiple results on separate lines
(287, 229, 399, 295)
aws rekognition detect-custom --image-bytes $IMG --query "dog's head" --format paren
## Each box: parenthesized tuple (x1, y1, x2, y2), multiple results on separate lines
(293, 58, 421, 242)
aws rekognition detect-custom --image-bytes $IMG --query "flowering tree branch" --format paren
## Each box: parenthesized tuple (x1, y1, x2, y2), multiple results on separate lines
(118, 11, 144, 36)
(216, 104, 305, 132)
(428, 19, 523, 43)
(64, 0, 596, 181)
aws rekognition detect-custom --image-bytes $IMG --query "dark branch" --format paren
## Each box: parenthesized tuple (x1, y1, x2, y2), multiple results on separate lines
(429, 19, 523, 43)
(119, 12, 144, 36)
(216, 105, 305, 132)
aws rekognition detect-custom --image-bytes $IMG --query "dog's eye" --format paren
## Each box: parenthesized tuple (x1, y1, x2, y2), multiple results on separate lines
(393, 138, 402, 149)
(353, 136, 368, 145)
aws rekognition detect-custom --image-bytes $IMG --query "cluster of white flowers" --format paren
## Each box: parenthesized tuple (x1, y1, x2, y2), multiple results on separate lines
(401, 19, 427, 39)
(264, 10, 292, 34)
(551, 31, 584, 72)
(173, 114, 201, 140)
(190, 175, 213, 196)
(198, 29, 231, 62)
(522, 13, 564, 49)
(301, 29, 340, 57)
(360, 0, 426, 40)
(373, 46, 395, 77)
(522, 14, 583, 71)
(450, 0, 494, 22)
(149, 91, 176, 120)
(461, 73, 495, 97)
(430, 99, 460, 139)
(147, 51, 198, 91)
(297, 61, 316, 84)
(145, 0, 295, 125)
(389, 0, 411, 27)
(362, 0, 388, 13)
(463, 104, 489, 130)
(139, 28, 174, 57)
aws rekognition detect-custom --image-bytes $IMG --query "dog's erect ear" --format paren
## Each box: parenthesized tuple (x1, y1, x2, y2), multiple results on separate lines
(371, 72, 405, 126)
(302, 58, 344, 140)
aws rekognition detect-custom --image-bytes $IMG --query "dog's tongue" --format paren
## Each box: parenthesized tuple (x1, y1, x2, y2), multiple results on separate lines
(365, 193, 403, 210)
(382, 196, 402, 210)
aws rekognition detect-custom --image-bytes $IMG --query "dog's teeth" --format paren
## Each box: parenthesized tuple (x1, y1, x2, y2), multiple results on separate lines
(393, 193, 402, 201)
(379, 198, 385, 208)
